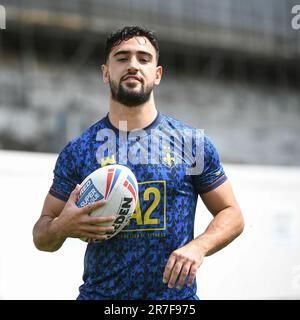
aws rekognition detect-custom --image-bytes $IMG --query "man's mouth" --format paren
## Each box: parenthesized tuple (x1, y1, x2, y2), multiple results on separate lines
(122, 75, 142, 83)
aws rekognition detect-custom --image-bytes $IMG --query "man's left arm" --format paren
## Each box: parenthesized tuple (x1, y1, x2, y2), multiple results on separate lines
(163, 180, 244, 290)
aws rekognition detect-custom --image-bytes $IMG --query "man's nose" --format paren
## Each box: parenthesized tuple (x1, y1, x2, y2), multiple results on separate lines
(127, 56, 139, 72)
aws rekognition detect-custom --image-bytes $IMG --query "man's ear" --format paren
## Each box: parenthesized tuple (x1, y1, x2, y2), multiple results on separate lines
(154, 66, 163, 85)
(102, 64, 109, 84)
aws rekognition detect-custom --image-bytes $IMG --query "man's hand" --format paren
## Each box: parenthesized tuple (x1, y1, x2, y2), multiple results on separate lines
(33, 184, 117, 252)
(162, 181, 244, 290)
(162, 240, 205, 290)
(52, 184, 116, 241)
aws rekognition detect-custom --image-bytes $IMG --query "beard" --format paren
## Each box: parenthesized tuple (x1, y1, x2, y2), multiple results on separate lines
(109, 77, 153, 107)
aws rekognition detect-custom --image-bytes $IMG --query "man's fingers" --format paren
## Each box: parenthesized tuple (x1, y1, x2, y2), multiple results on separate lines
(84, 225, 115, 235)
(69, 184, 81, 203)
(82, 232, 108, 241)
(81, 224, 116, 241)
(88, 215, 116, 225)
(81, 199, 106, 214)
(162, 254, 176, 285)
(167, 260, 184, 289)
(163, 252, 199, 290)
(175, 262, 192, 290)
(186, 263, 198, 287)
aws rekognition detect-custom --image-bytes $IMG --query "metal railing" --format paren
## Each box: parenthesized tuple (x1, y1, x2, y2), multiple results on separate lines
(1, 0, 299, 57)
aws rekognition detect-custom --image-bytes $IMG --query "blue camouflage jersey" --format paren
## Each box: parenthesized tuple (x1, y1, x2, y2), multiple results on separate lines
(49, 112, 227, 300)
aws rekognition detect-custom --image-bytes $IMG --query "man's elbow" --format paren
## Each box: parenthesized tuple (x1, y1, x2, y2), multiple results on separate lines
(32, 225, 58, 253)
(33, 238, 52, 252)
(33, 239, 59, 253)
(33, 234, 53, 252)
(235, 208, 245, 238)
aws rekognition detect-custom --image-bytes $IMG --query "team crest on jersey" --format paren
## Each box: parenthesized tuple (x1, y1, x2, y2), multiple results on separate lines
(161, 147, 175, 168)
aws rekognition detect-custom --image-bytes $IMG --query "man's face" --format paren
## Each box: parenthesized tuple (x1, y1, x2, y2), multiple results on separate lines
(102, 36, 162, 107)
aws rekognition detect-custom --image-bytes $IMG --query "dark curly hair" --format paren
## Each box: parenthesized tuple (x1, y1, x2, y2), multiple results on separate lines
(104, 26, 159, 63)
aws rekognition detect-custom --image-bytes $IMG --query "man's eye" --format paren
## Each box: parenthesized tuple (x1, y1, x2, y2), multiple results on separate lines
(118, 58, 127, 62)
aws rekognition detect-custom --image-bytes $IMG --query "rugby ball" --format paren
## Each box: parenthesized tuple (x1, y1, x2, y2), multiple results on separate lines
(76, 164, 138, 242)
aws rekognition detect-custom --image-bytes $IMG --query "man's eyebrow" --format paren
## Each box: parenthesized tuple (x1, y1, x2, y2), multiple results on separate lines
(113, 50, 153, 58)
(113, 50, 130, 57)
(137, 51, 153, 58)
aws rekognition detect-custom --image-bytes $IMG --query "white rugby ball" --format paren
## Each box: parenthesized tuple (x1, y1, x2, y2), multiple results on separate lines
(76, 164, 138, 242)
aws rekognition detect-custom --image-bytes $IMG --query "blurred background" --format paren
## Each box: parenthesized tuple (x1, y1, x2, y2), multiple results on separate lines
(0, 0, 299, 300)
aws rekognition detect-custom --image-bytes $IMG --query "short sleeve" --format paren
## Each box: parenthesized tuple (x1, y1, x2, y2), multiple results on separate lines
(49, 142, 80, 201)
(192, 136, 227, 194)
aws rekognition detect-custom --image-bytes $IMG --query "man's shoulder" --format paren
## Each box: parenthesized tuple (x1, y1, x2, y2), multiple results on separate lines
(160, 113, 198, 132)
(160, 113, 213, 141)
(66, 115, 107, 148)
(160, 113, 219, 152)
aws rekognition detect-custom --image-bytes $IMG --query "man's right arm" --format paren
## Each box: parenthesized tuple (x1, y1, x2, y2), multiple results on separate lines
(33, 185, 116, 252)
(32, 193, 68, 252)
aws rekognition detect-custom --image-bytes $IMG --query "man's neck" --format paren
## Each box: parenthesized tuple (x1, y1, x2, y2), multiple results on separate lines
(108, 95, 158, 131)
